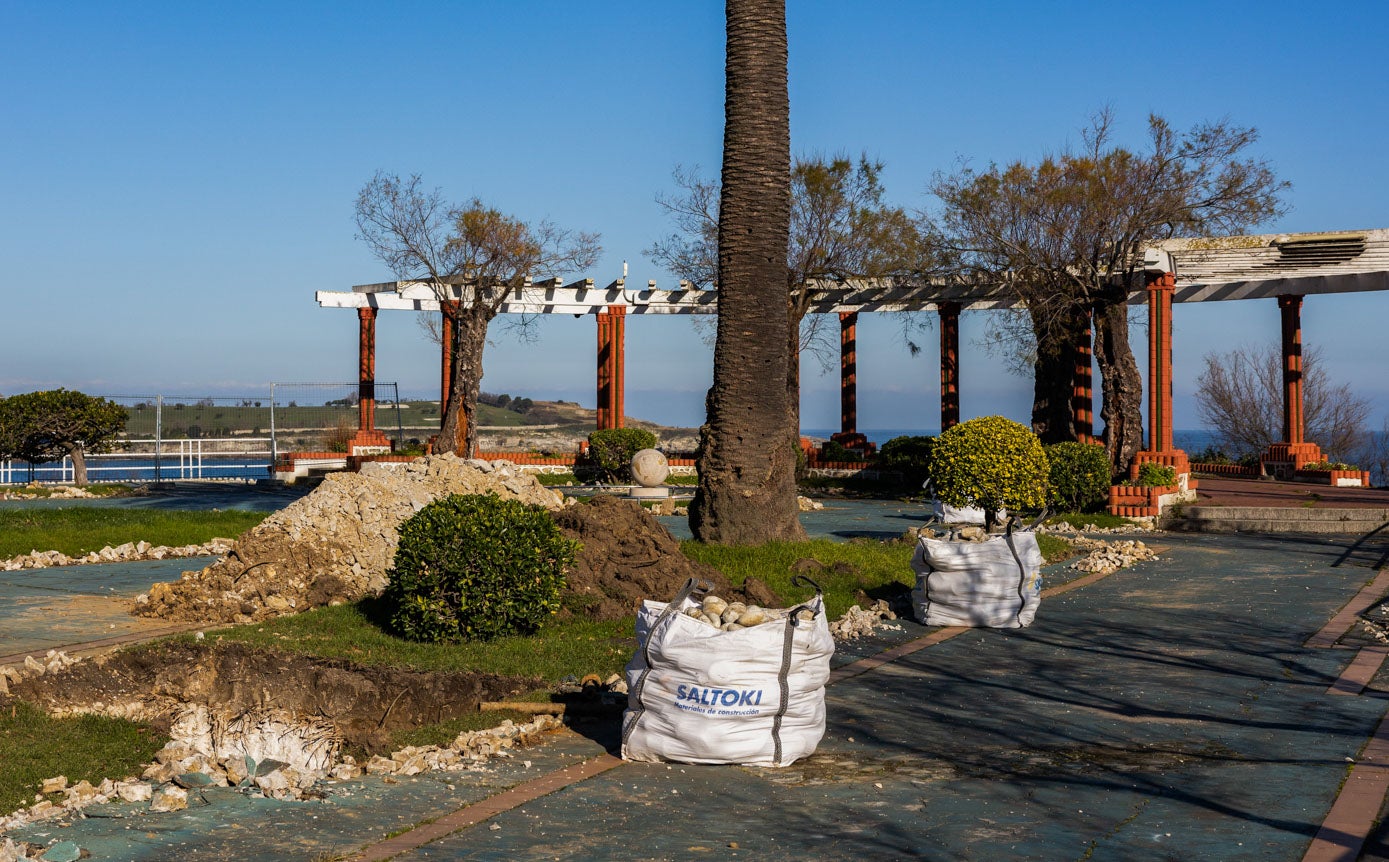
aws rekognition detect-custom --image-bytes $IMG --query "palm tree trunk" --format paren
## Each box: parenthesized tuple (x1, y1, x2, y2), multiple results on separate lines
(690, 0, 804, 543)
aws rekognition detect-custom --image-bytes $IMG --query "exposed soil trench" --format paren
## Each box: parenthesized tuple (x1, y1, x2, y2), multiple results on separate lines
(2, 641, 538, 752)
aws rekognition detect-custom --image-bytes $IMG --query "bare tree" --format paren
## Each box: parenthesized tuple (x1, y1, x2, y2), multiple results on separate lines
(649, 154, 933, 443)
(355, 173, 600, 456)
(932, 110, 1288, 473)
(1195, 343, 1372, 461)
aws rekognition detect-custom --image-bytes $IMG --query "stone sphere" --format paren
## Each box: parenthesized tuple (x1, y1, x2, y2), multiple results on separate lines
(630, 448, 670, 488)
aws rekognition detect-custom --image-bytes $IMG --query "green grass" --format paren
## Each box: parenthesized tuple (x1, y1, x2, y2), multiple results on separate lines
(681, 538, 916, 619)
(198, 600, 634, 679)
(1036, 534, 1076, 564)
(1046, 512, 1138, 531)
(0, 702, 164, 814)
(0, 508, 266, 558)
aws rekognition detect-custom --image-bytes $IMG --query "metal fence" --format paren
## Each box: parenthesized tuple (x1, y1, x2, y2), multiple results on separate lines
(0, 384, 405, 484)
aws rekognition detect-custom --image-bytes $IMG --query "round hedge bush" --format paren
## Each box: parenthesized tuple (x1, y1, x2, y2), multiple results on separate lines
(385, 493, 578, 643)
(585, 428, 658, 482)
(930, 416, 1049, 526)
(878, 435, 935, 489)
(1045, 441, 1112, 513)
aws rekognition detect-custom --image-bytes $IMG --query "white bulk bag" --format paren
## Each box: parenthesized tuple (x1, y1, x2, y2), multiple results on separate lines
(911, 529, 1043, 628)
(621, 577, 834, 767)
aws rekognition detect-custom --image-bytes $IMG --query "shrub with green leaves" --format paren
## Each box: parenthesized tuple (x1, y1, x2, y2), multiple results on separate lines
(878, 435, 935, 488)
(385, 494, 578, 643)
(1045, 441, 1112, 513)
(930, 416, 1049, 526)
(586, 428, 658, 482)
(1135, 462, 1177, 487)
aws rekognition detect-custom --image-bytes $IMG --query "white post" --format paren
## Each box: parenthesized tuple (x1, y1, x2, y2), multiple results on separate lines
(269, 383, 277, 470)
(154, 396, 163, 484)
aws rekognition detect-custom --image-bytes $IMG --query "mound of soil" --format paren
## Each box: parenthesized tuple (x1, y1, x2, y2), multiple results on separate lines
(2, 641, 536, 752)
(553, 496, 782, 620)
(135, 454, 566, 625)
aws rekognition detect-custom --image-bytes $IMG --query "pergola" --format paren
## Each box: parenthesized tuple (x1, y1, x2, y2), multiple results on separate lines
(317, 228, 1389, 508)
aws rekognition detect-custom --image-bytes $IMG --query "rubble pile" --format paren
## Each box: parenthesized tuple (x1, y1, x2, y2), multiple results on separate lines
(0, 485, 96, 501)
(0, 651, 79, 697)
(0, 705, 563, 837)
(134, 454, 567, 624)
(1, 539, 234, 572)
(1067, 538, 1157, 575)
(1040, 518, 1156, 535)
(829, 600, 902, 641)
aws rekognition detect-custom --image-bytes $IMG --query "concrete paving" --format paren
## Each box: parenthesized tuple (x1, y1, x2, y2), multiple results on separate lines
(7, 529, 1389, 860)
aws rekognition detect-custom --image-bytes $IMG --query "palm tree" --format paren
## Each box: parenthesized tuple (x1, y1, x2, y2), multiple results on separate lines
(690, 0, 805, 543)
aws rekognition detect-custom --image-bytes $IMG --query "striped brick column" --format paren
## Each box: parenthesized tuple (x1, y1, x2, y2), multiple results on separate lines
(1280, 294, 1305, 445)
(1146, 272, 1175, 453)
(1073, 309, 1094, 443)
(348, 306, 390, 454)
(596, 305, 626, 430)
(839, 312, 858, 436)
(939, 302, 961, 430)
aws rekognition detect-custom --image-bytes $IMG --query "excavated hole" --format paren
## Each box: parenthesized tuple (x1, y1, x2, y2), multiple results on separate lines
(1, 641, 538, 752)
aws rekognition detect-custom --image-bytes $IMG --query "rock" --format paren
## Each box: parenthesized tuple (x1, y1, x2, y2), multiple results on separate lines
(115, 781, 153, 803)
(38, 777, 67, 795)
(149, 786, 188, 812)
(39, 841, 81, 862)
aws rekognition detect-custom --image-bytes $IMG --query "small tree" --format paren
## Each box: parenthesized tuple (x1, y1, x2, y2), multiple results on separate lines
(356, 173, 600, 456)
(1195, 343, 1371, 461)
(877, 435, 936, 489)
(1045, 441, 1112, 513)
(930, 416, 1049, 528)
(0, 390, 127, 486)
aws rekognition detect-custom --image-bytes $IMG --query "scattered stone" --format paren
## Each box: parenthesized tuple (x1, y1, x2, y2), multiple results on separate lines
(0, 538, 232, 573)
(797, 496, 824, 512)
(1067, 539, 1156, 575)
(829, 600, 901, 641)
(37, 777, 67, 795)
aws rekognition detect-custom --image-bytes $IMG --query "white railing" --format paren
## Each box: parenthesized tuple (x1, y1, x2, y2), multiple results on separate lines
(0, 438, 274, 485)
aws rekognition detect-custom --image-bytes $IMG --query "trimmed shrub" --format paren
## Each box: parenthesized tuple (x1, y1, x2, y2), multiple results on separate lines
(930, 416, 1049, 526)
(820, 440, 864, 463)
(1135, 462, 1177, 487)
(586, 428, 658, 482)
(385, 494, 578, 643)
(1045, 441, 1112, 513)
(878, 435, 935, 488)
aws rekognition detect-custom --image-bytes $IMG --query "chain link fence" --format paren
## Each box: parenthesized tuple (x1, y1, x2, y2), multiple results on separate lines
(0, 384, 405, 484)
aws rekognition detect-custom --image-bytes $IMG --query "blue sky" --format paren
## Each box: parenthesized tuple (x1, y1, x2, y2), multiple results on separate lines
(3, 1, 1387, 434)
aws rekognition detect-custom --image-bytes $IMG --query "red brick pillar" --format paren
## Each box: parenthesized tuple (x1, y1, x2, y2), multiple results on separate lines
(349, 306, 389, 454)
(939, 302, 961, 431)
(839, 312, 858, 436)
(1146, 272, 1175, 453)
(596, 305, 627, 430)
(1279, 294, 1305, 445)
(1073, 309, 1094, 443)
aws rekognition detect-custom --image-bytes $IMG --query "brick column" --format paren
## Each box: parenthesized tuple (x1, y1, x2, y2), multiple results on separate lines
(939, 302, 961, 430)
(1073, 309, 1094, 443)
(596, 305, 626, 430)
(348, 306, 390, 455)
(1262, 294, 1321, 474)
(1146, 272, 1175, 453)
(1280, 294, 1305, 445)
(839, 312, 858, 436)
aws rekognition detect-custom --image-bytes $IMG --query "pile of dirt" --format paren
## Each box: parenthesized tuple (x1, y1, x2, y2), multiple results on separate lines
(553, 495, 782, 620)
(134, 454, 566, 625)
(1, 641, 536, 752)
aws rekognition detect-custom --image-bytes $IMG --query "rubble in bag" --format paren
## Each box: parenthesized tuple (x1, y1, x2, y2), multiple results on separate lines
(910, 528, 1045, 628)
(133, 454, 566, 624)
(622, 576, 834, 767)
(681, 595, 815, 631)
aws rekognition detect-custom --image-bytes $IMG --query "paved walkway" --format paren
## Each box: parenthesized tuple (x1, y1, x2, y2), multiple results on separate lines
(1194, 476, 1389, 509)
(8, 528, 1389, 860)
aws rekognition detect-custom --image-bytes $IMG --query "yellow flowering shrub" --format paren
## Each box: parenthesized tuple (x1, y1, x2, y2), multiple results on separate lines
(931, 416, 1049, 522)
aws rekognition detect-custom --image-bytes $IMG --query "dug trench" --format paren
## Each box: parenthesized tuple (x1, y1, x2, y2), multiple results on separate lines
(0, 641, 540, 753)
